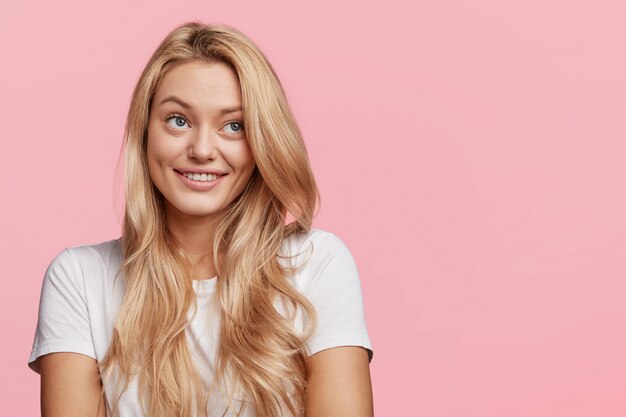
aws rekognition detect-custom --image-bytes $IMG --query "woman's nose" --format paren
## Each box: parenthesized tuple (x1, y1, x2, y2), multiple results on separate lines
(188, 126, 219, 161)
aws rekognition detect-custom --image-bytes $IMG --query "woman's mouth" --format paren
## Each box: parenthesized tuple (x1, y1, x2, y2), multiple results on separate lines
(178, 171, 225, 182)
(174, 170, 227, 190)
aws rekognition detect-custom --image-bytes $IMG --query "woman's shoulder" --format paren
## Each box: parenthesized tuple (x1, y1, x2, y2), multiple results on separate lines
(280, 227, 347, 257)
(279, 227, 357, 280)
(63, 236, 123, 266)
(46, 237, 124, 291)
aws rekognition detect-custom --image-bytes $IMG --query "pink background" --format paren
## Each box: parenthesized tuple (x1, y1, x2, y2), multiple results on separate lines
(2, 0, 625, 416)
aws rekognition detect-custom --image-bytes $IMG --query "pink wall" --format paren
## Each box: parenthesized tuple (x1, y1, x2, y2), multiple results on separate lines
(2, 1, 625, 416)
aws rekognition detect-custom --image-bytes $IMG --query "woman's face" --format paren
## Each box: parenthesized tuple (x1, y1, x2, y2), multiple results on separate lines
(147, 60, 256, 220)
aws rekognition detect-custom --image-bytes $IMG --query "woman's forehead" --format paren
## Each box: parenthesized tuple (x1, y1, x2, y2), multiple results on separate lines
(153, 61, 242, 113)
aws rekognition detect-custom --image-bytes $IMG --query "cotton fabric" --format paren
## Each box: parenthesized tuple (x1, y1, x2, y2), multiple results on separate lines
(28, 228, 373, 416)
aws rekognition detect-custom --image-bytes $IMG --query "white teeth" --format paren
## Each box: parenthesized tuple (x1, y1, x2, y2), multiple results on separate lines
(183, 172, 220, 182)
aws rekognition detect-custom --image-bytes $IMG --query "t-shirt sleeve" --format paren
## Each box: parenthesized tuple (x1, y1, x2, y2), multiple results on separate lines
(27, 248, 97, 374)
(300, 233, 374, 363)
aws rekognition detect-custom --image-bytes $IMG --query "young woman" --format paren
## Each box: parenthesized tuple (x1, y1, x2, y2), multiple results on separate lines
(27, 21, 374, 417)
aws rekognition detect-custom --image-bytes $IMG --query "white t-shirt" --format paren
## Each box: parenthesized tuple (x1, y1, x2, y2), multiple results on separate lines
(28, 228, 373, 417)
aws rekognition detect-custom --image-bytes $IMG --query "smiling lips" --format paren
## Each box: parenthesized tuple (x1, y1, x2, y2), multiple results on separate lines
(175, 167, 228, 175)
(174, 168, 227, 181)
(181, 171, 223, 182)
(175, 169, 227, 191)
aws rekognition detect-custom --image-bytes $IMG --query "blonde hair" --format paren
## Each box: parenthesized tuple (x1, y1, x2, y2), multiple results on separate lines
(99, 21, 321, 417)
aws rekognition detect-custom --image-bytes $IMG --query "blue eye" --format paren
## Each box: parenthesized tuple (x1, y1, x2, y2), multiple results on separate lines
(223, 121, 244, 135)
(165, 114, 189, 129)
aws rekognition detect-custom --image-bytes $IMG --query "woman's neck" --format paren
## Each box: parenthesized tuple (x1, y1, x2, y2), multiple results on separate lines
(165, 207, 223, 280)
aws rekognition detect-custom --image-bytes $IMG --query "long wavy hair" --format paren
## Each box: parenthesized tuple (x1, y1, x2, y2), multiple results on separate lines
(99, 21, 321, 417)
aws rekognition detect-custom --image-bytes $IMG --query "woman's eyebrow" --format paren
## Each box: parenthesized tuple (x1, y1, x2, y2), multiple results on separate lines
(158, 95, 242, 115)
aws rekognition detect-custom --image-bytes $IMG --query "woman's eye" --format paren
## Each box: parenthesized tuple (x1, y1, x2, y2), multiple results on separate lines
(222, 121, 245, 135)
(165, 115, 189, 129)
